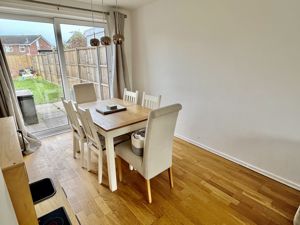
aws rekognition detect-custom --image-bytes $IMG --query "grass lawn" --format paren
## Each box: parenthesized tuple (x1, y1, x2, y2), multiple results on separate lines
(14, 76, 62, 105)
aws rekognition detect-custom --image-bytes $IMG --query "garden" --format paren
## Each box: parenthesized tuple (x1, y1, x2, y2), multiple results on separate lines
(13, 76, 63, 105)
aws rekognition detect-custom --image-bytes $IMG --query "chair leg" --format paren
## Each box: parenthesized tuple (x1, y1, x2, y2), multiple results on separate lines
(116, 156, 123, 182)
(146, 179, 152, 203)
(80, 140, 85, 168)
(72, 134, 79, 159)
(98, 151, 103, 184)
(87, 146, 92, 172)
(168, 167, 174, 188)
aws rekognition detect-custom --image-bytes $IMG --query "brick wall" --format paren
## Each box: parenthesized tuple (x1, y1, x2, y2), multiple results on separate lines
(4, 37, 51, 56)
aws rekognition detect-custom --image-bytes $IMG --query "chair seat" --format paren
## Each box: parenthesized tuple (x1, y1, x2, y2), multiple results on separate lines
(91, 134, 131, 151)
(115, 140, 143, 173)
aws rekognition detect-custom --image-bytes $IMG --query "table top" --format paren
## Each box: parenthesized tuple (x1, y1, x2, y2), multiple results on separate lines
(79, 98, 151, 131)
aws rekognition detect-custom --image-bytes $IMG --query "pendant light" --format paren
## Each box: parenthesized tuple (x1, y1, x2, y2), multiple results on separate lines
(90, 0, 100, 47)
(100, 0, 112, 46)
(113, 0, 125, 45)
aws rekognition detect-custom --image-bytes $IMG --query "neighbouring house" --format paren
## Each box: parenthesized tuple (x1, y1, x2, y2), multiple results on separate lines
(0, 35, 52, 56)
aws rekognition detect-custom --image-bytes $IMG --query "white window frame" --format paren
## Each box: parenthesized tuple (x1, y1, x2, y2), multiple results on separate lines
(54, 17, 111, 100)
(4, 45, 13, 53)
(0, 13, 111, 100)
(19, 45, 26, 52)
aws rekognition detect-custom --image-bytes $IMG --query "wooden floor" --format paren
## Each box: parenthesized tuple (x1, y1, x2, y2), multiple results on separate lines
(24, 132, 300, 225)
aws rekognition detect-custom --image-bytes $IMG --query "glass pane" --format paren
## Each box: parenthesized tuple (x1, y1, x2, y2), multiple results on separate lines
(60, 24, 109, 100)
(0, 19, 68, 133)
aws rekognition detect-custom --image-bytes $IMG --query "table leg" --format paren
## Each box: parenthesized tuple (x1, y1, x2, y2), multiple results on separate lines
(105, 136, 117, 191)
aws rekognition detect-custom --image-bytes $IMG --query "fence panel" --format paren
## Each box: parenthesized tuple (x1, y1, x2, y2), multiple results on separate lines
(6, 55, 33, 78)
(7, 47, 109, 99)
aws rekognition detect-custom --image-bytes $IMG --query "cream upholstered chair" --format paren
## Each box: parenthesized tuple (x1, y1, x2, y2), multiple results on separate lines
(73, 83, 97, 104)
(115, 104, 182, 203)
(75, 105, 130, 184)
(141, 92, 161, 109)
(62, 99, 86, 168)
(123, 88, 139, 104)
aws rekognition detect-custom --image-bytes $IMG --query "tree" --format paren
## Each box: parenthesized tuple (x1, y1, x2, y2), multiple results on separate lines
(65, 31, 87, 49)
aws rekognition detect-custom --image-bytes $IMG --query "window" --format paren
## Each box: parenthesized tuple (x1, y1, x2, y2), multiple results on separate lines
(4, 46, 13, 53)
(19, 45, 26, 52)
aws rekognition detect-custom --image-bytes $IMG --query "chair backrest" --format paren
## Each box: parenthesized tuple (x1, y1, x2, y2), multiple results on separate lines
(61, 98, 83, 137)
(141, 92, 162, 109)
(123, 88, 139, 104)
(75, 104, 101, 148)
(73, 83, 97, 104)
(143, 104, 182, 179)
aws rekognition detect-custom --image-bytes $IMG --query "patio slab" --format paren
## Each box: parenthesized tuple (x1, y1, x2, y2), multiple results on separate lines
(27, 101, 68, 133)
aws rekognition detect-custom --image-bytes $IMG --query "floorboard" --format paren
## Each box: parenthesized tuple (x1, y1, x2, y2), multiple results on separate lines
(24, 132, 300, 225)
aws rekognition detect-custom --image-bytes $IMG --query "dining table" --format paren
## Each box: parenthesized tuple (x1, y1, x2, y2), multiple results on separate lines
(78, 98, 151, 192)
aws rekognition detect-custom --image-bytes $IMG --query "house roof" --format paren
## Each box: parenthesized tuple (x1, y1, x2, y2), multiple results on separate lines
(0, 35, 41, 45)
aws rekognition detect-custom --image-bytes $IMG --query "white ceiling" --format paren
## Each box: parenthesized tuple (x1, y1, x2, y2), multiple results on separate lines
(36, 0, 154, 10)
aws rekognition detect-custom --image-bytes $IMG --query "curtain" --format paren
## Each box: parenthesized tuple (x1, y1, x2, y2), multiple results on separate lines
(107, 11, 130, 98)
(0, 40, 41, 154)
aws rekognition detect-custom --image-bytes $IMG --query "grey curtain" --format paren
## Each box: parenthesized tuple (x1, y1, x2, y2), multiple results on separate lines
(107, 11, 130, 98)
(0, 40, 41, 154)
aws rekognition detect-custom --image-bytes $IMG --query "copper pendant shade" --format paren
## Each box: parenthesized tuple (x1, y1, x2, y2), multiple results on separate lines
(90, 37, 100, 46)
(113, 33, 124, 45)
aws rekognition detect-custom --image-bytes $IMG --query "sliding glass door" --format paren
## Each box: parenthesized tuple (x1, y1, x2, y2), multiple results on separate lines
(56, 19, 110, 101)
(0, 18, 68, 134)
(0, 16, 109, 136)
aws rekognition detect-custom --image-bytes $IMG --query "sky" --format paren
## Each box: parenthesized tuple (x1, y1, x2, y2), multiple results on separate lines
(0, 19, 103, 47)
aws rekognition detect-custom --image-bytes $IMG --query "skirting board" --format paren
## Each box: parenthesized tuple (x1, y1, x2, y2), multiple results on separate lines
(175, 133, 300, 191)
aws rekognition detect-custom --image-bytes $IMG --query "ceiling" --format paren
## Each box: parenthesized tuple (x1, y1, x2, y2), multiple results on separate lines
(32, 0, 154, 10)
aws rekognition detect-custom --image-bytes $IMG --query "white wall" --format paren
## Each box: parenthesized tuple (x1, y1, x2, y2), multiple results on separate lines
(132, 0, 300, 189)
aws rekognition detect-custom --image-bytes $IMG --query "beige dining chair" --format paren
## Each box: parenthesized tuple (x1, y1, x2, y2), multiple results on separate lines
(115, 104, 182, 203)
(141, 92, 162, 109)
(62, 99, 86, 168)
(75, 105, 130, 184)
(123, 88, 139, 104)
(73, 83, 97, 104)
(295, 206, 300, 225)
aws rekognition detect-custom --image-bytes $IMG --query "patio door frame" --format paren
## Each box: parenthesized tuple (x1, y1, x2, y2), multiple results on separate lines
(0, 13, 111, 136)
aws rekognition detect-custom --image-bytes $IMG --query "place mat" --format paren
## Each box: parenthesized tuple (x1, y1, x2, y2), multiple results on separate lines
(96, 104, 127, 115)
(38, 207, 71, 225)
(30, 178, 56, 204)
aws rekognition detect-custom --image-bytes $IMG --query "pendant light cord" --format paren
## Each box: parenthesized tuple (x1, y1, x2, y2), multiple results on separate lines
(90, 0, 96, 38)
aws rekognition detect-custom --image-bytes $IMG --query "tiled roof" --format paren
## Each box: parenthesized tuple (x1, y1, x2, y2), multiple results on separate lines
(0, 35, 41, 45)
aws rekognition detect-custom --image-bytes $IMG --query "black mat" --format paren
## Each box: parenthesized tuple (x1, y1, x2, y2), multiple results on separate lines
(30, 178, 56, 204)
(38, 207, 71, 225)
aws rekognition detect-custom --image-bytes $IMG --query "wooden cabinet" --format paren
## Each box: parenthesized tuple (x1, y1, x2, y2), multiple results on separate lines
(0, 117, 38, 225)
(0, 117, 79, 225)
(0, 169, 19, 225)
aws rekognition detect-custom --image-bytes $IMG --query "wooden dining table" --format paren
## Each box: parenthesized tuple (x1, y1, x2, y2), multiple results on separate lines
(78, 98, 151, 192)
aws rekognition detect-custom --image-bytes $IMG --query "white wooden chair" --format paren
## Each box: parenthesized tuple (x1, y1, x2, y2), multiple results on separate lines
(75, 105, 130, 184)
(73, 83, 97, 104)
(76, 106, 105, 183)
(123, 88, 139, 104)
(62, 99, 86, 168)
(115, 104, 182, 203)
(141, 92, 162, 109)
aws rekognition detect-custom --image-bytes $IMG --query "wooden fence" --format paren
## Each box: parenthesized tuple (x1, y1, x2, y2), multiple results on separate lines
(8, 46, 110, 100)
(6, 55, 33, 77)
